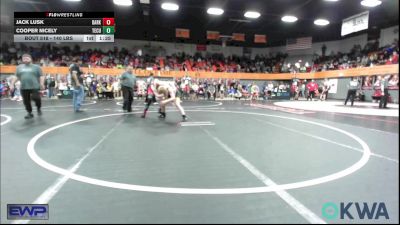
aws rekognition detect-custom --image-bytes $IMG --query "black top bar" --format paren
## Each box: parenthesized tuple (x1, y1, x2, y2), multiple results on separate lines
(14, 12, 114, 18)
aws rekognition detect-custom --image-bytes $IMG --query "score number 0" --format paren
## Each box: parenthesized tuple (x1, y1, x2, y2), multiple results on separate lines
(103, 18, 115, 26)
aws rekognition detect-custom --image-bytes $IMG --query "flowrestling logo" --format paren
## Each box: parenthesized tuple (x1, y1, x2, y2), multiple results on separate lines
(322, 202, 389, 220)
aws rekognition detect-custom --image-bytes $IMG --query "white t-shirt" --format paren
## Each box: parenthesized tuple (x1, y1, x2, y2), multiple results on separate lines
(389, 79, 398, 86)
(192, 84, 199, 92)
(183, 76, 191, 85)
(112, 81, 120, 91)
(58, 82, 67, 90)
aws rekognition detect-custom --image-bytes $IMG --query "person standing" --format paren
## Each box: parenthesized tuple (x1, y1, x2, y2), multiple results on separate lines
(182, 74, 191, 100)
(48, 76, 56, 99)
(379, 75, 390, 109)
(306, 79, 319, 101)
(0, 81, 3, 99)
(120, 66, 136, 112)
(10, 53, 44, 119)
(207, 81, 216, 101)
(300, 80, 306, 99)
(344, 77, 360, 106)
(12, 80, 23, 101)
(267, 81, 274, 99)
(112, 78, 121, 99)
(69, 58, 84, 112)
(319, 78, 330, 101)
(219, 81, 225, 100)
(290, 78, 298, 101)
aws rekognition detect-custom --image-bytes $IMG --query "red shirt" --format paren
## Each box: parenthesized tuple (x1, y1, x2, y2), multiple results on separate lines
(307, 82, 318, 91)
(153, 64, 158, 70)
(159, 58, 165, 68)
(291, 84, 297, 92)
(147, 86, 154, 95)
(392, 54, 398, 64)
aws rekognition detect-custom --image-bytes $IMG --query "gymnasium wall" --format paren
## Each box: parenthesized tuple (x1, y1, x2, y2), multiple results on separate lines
(1, 25, 397, 59)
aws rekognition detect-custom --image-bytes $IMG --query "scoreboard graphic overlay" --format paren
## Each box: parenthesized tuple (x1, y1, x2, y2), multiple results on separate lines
(14, 12, 115, 42)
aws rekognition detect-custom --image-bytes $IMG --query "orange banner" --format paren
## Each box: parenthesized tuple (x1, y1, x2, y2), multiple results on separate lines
(207, 31, 220, 40)
(1, 65, 398, 80)
(254, 34, 267, 43)
(175, 28, 190, 38)
(232, 33, 245, 42)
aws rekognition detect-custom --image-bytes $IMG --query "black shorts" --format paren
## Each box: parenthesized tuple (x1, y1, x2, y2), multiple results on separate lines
(146, 94, 156, 103)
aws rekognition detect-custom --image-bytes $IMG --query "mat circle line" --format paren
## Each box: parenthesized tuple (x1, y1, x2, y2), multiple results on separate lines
(27, 110, 371, 195)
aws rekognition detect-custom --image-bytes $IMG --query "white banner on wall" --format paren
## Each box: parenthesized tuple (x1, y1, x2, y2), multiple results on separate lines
(210, 45, 222, 52)
(328, 79, 338, 94)
(341, 11, 369, 36)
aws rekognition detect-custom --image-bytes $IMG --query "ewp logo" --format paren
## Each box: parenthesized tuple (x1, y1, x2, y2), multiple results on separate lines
(322, 202, 389, 220)
(7, 204, 49, 220)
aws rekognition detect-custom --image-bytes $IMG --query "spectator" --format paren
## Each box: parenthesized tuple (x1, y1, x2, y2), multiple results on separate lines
(191, 82, 199, 100)
(344, 77, 360, 106)
(278, 82, 286, 92)
(306, 79, 319, 101)
(48, 77, 56, 98)
(0, 80, 9, 98)
(88, 80, 96, 99)
(105, 82, 114, 99)
(363, 76, 372, 87)
(267, 81, 274, 98)
(389, 74, 399, 87)
(227, 86, 235, 99)
(379, 75, 391, 108)
(372, 76, 383, 102)
(96, 83, 104, 99)
(207, 81, 217, 101)
(392, 51, 398, 64)
(0, 81, 3, 98)
(300, 80, 307, 99)
(290, 79, 298, 100)
(261, 82, 267, 100)
(250, 82, 260, 100)
(69, 57, 84, 112)
(235, 85, 243, 100)
(319, 78, 331, 101)
(12, 80, 22, 101)
(112, 79, 121, 98)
